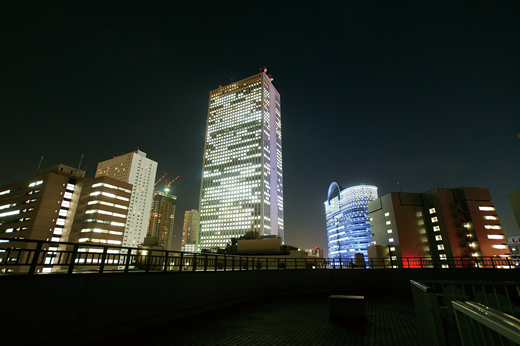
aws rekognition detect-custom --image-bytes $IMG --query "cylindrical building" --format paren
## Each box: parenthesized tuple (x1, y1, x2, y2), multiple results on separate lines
(324, 183, 378, 259)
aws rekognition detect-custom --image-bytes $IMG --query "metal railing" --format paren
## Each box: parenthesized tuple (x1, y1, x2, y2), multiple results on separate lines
(0, 238, 517, 275)
(452, 301, 520, 346)
(411, 280, 520, 346)
(411, 280, 446, 346)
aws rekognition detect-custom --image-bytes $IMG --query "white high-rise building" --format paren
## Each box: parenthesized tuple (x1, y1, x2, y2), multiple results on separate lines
(95, 150, 157, 248)
(198, 69, 284, 250)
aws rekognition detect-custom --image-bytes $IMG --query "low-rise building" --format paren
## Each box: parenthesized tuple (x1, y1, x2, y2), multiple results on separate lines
(0, 164, 131, 273)
(368, 187, 508, 268)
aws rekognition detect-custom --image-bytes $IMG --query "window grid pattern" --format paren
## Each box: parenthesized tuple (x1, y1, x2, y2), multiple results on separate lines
(199, 73, 283, 249)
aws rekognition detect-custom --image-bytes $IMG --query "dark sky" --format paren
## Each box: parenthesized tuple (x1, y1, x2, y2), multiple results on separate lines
(2, 1, 519, 253)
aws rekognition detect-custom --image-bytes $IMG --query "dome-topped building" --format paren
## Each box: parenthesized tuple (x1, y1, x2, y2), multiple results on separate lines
(324, 183, 378, 259)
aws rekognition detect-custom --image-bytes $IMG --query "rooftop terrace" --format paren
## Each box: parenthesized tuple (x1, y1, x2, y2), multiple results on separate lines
(100, 293, 423, 346)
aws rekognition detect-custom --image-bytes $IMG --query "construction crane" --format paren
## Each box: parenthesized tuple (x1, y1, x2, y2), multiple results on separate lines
(164, 175, 180, 192)
(154, 173, 167, 186)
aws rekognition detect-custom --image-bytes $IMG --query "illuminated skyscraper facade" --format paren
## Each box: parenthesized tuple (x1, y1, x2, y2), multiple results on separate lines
(324, 183, 378, 259)
(95, 150, 157, 248)
(198, 70, 283, 250)
(147, 191, 177, 251)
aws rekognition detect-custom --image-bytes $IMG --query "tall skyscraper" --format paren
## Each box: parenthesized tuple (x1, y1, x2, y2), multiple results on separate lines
(198, 69, 283, 250)
(95, 150, 157, 248)
(147, 191, 177, 250)
(181, 209, 199, 252)
(324, 183, 378, 260)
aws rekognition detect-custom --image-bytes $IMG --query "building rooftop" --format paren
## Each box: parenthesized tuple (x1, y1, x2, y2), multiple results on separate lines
(100, 292, 425, 346)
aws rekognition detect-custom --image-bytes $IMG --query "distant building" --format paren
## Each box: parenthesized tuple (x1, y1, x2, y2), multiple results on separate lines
(0, 164, 131, 273)
(181, 209, 199, 252)
(324, 183, 378, 260)
(95, 150, 157, 248)
(507, 189, 520, 231)
(68, 176, 132, 270)
(305, 247, 324, 258)
(225, 232, 309, 259)
(507, 236, 520, 267)
(0, 164, 85, 245)
(368, 187, 509, 267)
(147, 191, 177, 251)
(198, 69, 284, 250)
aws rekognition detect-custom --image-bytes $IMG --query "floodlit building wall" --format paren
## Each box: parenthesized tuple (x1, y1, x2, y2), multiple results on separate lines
(368, 192, 429, 261)
(369, 187, 508, 267)
(0, 165, 84, 272)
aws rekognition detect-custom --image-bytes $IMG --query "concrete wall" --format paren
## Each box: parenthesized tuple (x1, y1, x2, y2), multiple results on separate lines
(2, 269, 514, 345)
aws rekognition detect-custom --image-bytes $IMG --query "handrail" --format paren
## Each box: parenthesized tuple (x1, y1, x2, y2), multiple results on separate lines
(0, 238, 516, 275)
(411, 280, 446, 346)
(410, 280, 435, 292)
(452, 301, 520, 344)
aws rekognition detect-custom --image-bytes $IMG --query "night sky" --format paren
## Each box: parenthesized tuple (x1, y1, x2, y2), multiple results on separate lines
(2, 1, 519, 254)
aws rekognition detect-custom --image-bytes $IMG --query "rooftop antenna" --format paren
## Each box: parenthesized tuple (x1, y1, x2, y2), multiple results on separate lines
(397, 182, 402, 193)
(36, 156, 44, 173)
(76, 154, 84, 177)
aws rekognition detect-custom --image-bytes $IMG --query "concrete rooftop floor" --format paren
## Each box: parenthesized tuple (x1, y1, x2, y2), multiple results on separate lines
(100, 292, 426, 346)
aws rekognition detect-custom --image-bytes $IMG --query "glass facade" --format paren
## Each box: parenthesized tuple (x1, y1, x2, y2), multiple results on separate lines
(324, 183, 378, 259)
(198, 72, 283, 250)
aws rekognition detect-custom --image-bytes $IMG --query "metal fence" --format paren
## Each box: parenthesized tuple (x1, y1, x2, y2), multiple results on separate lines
(0, 238, 517, 275)
(452, 301, 520, 346)
(411, 280, 520, 346)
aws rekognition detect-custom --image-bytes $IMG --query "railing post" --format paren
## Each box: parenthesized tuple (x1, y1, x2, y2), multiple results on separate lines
(28, 241, 43, 275)
(179, 252, 183, 272)
(223, 255, 227, 271)
(124, 248, 131, 273)
(252, 257, 255, 270)
(68, 243, 79, 275)
(163, 251, 169, 272)
(419, 257, 423, 269)
(490, 256, 495, 269)
(239, 256, 242, 270)
(193, 254, 197, 272)
(505, 257, 511, 269)
(232, 256, 235, 271)
(145, 250, 152, 273)
(99, 245, 108, 274)
(277, 258, 280, 270)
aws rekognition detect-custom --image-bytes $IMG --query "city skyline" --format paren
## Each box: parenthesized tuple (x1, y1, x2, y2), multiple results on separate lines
(2, 2, 520, 253)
